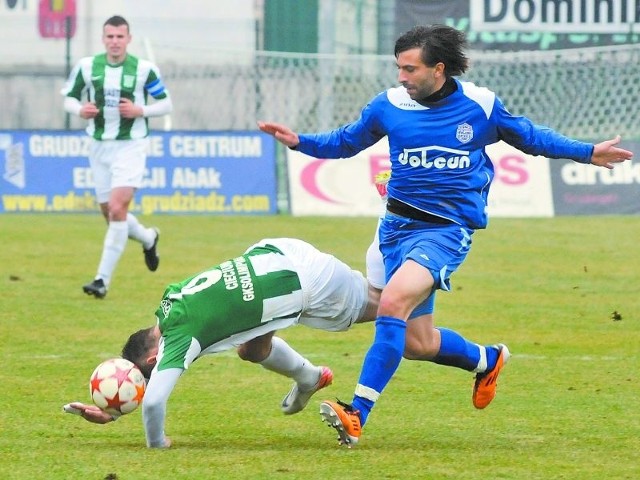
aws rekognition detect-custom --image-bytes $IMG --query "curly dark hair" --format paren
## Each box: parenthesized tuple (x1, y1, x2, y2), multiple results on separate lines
(394, 25, 469, 77)
(121, 327, 156, 379)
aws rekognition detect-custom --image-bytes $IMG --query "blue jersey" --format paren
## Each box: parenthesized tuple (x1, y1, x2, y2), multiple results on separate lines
(296, 79, 593, 229)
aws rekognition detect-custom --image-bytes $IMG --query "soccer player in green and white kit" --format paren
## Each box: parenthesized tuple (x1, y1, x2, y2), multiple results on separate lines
(61, 15, 173, 299)
(63, 238, 380, 448)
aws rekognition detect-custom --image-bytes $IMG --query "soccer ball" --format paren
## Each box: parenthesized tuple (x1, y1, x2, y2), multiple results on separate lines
(89, 358, 146, 416)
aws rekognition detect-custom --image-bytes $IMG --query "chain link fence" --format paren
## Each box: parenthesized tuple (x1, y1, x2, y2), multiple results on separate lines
(1, 44, 638, 140)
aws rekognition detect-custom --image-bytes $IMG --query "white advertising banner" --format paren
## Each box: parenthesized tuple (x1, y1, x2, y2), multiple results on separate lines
(287, 139, 391, 216)
(486, 141, 554, 218)
(287, 140, 554, 218)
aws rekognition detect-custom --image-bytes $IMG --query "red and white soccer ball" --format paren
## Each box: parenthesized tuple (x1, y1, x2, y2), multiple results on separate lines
(89, 358, 146, 416)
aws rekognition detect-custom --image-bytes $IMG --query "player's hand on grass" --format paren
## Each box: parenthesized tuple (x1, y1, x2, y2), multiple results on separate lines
(257, 121, 300, 148)
(63, 402, 115, 424)
(591, 135, 633, 169)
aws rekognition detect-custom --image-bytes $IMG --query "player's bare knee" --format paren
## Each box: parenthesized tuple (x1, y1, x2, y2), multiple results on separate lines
(237, 342, 268, 363)
(236, 344, 256, 362)
(378, 294, 412, 319)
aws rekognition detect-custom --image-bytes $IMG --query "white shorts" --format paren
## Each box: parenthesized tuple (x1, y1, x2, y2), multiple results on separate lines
(89, 138, 148, 203)
(366, 218, 386, 290)
(248, 238, 369, 332)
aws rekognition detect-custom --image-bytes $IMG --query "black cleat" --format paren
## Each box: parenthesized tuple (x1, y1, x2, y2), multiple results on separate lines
(82, 279, 107, 299)
(143, 228, 160, 272)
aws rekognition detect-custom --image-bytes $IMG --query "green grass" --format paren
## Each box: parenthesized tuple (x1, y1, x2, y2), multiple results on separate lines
(1, 214, 638, 480)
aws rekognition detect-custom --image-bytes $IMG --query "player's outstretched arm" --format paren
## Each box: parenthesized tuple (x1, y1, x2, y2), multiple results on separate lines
(257, 121, 300, 148)
(63, 402, 115, 424)
(142, 368, 181, 448)
(591, 135, 633, 169)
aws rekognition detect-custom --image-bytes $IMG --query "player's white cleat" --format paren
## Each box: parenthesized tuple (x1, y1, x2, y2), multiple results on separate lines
(281, 366, 333, 415)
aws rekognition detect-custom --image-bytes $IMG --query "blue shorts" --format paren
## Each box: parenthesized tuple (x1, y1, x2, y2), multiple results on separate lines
(379, 211, 474, 317)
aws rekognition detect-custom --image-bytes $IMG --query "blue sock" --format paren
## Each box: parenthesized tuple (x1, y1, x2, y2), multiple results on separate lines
(485, 345, 498, 372)
(352, 316, 406, 426)
(431, 327, 483, 371)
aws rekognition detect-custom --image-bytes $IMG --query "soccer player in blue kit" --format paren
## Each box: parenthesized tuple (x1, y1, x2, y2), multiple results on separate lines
(258, 24, 633, 446)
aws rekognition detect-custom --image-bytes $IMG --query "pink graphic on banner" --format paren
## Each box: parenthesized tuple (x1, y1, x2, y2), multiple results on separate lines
(300, 159, 343, 204)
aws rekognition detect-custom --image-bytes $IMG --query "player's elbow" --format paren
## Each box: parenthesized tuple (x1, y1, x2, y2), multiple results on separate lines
(162, 97, 174, 114)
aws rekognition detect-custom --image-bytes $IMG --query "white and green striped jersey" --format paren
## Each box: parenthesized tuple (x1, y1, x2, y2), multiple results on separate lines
(154, 243, 303, 372)
(61, 53, 170, 140)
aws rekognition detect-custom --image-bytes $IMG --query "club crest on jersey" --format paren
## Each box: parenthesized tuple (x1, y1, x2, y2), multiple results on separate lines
(123, 75, 135, 89)
(456, 123, 473, 143)
(160, 299, 172, 317)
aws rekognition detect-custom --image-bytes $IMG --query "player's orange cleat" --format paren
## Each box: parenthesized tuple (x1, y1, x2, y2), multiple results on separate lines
(319, 399, 361, 447)
(281, 366, 333, 415)
(472, 344, 510, 409)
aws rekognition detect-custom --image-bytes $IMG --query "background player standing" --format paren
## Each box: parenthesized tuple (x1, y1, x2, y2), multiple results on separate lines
(61, 15, 173, 299)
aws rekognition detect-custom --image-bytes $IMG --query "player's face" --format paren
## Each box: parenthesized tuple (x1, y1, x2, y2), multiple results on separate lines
(396, 48, 445, 101)
(102, 24, 131, 64)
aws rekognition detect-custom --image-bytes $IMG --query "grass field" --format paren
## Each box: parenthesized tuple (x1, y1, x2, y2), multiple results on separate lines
(1, 214, 638, 480)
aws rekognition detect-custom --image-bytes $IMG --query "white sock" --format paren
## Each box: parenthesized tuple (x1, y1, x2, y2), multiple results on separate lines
(473, 345, 488, 373)
(259, 337, 320, 389)
(126, 213, 155, 249)
(96, 221, 128, 286)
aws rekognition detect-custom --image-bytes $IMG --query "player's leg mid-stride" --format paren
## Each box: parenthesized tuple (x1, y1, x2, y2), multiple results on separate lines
(319, 399, 362, 447)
